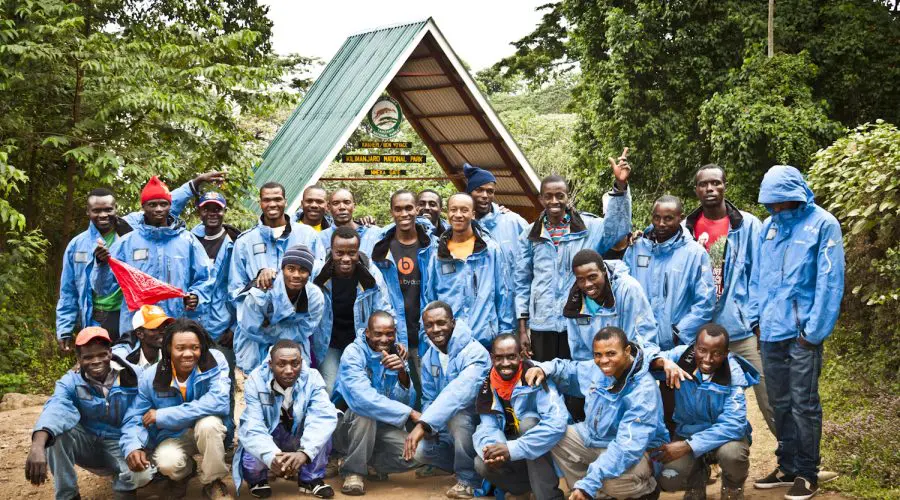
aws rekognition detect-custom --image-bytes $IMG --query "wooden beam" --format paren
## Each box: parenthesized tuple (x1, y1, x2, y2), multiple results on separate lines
(320, 177, 450, 181)
(400, 83, 456, 92)
(405, 53, 436, 62)
(435, 139, 492, 145)
(412, 111, 483, 119)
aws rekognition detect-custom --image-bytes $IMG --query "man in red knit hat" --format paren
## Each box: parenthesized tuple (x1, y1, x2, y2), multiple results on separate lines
(92, 175, 214, 336)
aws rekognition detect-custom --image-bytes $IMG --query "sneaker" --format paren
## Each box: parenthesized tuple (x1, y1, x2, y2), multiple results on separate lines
(720, 485, 745, 500)
(248, 480, 272, 498)
(299, 478, 335, 498)
(202, 479, 232, 500)
(446, 482, 475, 499)
(818, 470, 839, 484)
(785, 477, 818, 500)
(754, 468, 796, 489)
(341, 474, 366, 496)
(683, 487, 706, 500)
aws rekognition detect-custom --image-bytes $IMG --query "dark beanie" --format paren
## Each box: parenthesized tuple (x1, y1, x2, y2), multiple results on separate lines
(463, 163, 497, 194)
(282, 244, 315, 272)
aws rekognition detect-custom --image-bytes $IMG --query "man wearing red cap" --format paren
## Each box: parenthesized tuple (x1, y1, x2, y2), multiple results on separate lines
(27, 326, 151, 499)
(92, 175, 214, 336)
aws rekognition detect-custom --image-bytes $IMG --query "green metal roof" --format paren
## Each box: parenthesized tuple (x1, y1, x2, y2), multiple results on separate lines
(252, 19, 430, 214)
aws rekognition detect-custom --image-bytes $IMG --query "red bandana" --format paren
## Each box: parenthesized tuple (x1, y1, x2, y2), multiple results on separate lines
(490, 363, 523, 400)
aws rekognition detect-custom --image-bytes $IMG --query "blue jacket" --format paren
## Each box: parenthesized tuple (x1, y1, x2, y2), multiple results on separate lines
(234, 273, 325, 372)
(335, 335, 415, 428)
(91, 215, 214, 335)
(563, 261, 660, 360)
(317, 224, 383, 257)
(685, 202, 762, 342)
(35, 356, 141, 443)
(477, 203, 529, 293)
(229, 216, 324, 300)
(751, 165, 845, 345)
(538, 344, 668, 498)
(515, 191, 633, 333)
(624, 227, 716, 349)
(370, 223, 437, 356)
(191, 224, 241, 340)
(111, 332, 160, 372)
(311, 254, 397, 363)
(473, 360, 567, 462)
(233, 362, 337, 493)
(419, 320, 491, 432)
(423, 225, 514, 346)
(655, 344, 756, 456)
(120, 349, 231, 456)
(55, 181, 194, 339)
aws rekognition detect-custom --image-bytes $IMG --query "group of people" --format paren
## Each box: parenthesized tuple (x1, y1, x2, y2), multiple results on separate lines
(29, 156, 844, 500)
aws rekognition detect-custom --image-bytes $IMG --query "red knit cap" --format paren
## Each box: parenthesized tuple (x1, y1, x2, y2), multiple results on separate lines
(141, 176, 172, 204)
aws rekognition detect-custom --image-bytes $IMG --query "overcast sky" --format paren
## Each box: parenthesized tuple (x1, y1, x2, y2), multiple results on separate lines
(261, 0, 549, 75)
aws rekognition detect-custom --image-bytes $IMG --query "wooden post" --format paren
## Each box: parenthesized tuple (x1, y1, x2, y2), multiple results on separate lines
(768, 0, 775, 58)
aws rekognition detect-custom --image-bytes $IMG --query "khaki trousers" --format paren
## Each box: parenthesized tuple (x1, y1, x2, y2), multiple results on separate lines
(153, 415, 228, 484)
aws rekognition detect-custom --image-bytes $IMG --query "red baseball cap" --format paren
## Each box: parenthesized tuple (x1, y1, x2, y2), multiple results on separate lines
(75, 326, 111, 346)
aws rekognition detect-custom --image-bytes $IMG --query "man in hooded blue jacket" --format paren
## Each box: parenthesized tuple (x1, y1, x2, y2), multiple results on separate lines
(750, 166, 844, 500)
(652, 323, 757, 500)
(403, 301, 491, 499)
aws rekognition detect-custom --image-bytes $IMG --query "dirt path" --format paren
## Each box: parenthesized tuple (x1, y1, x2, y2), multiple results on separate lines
(0, 385, 849, 499)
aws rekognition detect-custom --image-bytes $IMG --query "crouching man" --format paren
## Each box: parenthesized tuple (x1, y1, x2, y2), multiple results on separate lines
(234, 339, 338, 498)
(403, 301, 492, 498)
(27, 327, 152, 499)
(473, 334, 567, 500)
(526, 327, 668, 500)
(652, 323, 756, 499)
(120, 318, 232, 499)
(333, 311, 418, 495)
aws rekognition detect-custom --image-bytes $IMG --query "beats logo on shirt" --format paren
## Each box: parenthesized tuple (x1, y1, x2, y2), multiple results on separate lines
(398, 257, 415, 275)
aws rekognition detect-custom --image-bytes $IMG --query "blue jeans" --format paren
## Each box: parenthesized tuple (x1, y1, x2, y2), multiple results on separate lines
(761, 337, 823, 481)
(414, 411, 481, 487)
(47, 423, 153, 500)
(319, 347, 343, 396)
(240, 422, 331, 484)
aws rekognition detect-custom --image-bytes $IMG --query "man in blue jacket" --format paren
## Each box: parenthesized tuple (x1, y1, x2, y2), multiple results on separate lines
(91, 176, 215, 335)
(423, 193, 514, 348)
(525, 327, 667, 500)
(333, 311, 418, 496)
(370, 190, 437, 409)
(317, 188, 382, 256)
(417, 189, 450, 236)
(652, 323, 756, 499)
(27, 327, 151, 500)
(294, 185, 332, 230)
(120, 318, 232, 499)
(750, 166, 845, 500)
(685, 164, 774, 435)
(56, 172, 220, 351)
(234, 339, 338, 499)
(312, 226, 397, 395)
(112, 304, 172, 370)
(472, 334, 567, 500)
(230, 182, 323, 299)
(235, 245, 324, 371)
(515, 150, 633, 362)
(403, 301, 491, 499)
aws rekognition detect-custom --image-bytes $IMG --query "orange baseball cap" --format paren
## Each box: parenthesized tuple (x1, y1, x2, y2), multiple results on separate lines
(75, 326, 111, 346)
(132, 304, 174, 330)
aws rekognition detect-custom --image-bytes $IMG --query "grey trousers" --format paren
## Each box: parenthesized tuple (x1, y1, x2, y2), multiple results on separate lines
(730, 335, 776, 435)
(473, 417, 565, 500)
(659, 438, 750, 491)
(551, 426, 656, 499)
(334, 410, 417, 477)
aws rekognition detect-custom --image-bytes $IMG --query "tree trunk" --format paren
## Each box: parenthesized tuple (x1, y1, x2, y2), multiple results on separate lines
(768, 0, 775, 58)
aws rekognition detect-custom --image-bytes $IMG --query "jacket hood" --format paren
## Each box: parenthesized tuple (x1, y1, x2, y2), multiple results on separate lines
(294, 210, 332, 229)
(685, 200, 745, 233)
(436, 222, 489, 260)
(371, 223, 432, 261)
(527, 206, 589, 241)
(313, 252, 377, 290)
(640, 225, 689, 252)
(256, 358, 312, 394)
(191, 223, 241, 241)
(152, 343, 220, 391)
(136, 215, 186, 240)
(606, 341, 647, 395)
(675, 344, 760, 388)
(78, 354, 140, 389)
(758, 165, 815, 208)
(270, 273, 310, 324)
(442, 319, 476, 358)
(563, 261, 624, 318)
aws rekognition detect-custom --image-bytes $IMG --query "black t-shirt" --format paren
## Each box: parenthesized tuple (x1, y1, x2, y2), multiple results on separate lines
(200, 231, 226, 260)
(389, 238, 423, 347)
(329, 275, 358, 350)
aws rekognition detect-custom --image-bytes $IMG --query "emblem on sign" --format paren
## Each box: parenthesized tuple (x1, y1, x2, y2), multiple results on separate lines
(365, 96, 403, 138)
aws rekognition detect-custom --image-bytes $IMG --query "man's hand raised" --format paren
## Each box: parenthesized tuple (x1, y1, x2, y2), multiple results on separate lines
(608, 147, 632, 190)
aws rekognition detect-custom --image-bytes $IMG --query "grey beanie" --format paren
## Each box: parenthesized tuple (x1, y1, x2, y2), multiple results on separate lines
(282, 244, 315, 272)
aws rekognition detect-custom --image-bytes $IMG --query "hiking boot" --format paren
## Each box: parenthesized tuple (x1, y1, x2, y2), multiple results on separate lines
(446, 482, 475, 499)
(202, 479, 232, 500)
(683, 487, 706, 500)
(754, 468, 796, 489)
(248, 480, 272, 498)
(341, 474, 366, 496)
(720, 485, 745, 500)
(299, 478, 335, 498)
(325, 456, 341, 478)
(784, 477, 818, 500)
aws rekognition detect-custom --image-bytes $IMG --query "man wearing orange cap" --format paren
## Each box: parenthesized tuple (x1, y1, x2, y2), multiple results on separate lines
(113, 304, 174, 369)
(27, 327, 151, 499)
(92, 175, 214, 336)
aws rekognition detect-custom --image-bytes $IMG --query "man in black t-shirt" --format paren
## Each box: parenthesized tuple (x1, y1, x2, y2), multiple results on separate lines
(370, 190, 437, 411)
